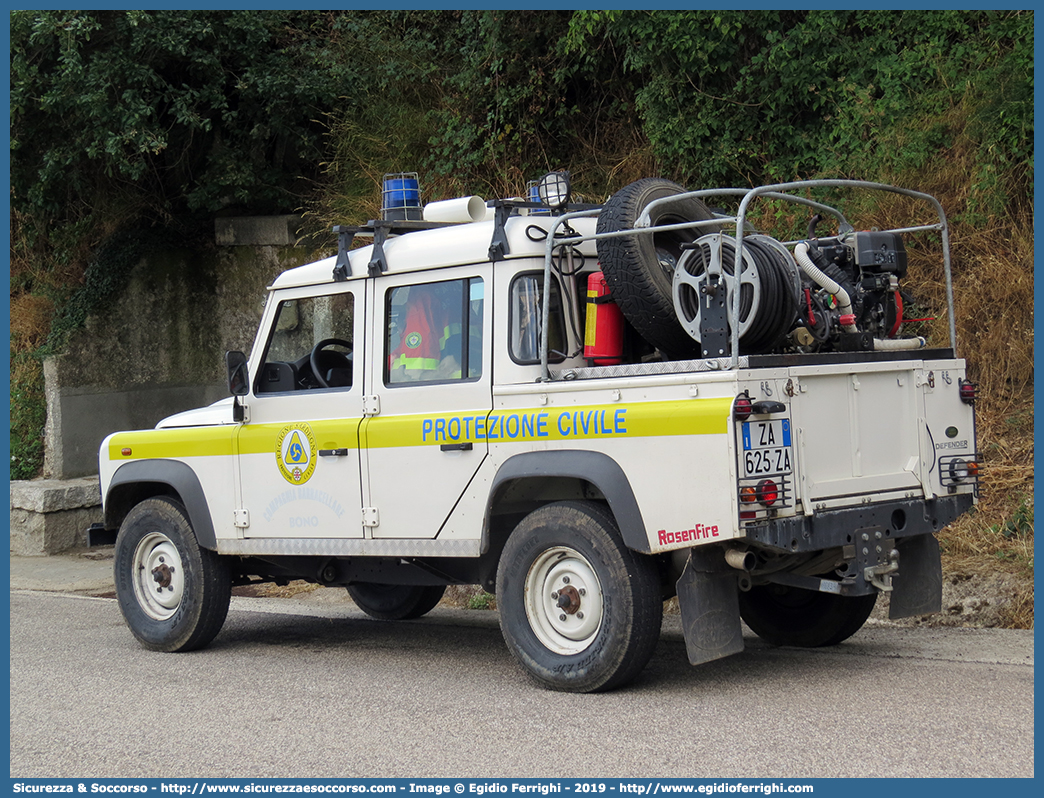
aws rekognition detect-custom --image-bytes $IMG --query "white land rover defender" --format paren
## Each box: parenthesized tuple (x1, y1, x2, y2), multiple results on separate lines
(98, 173, 979, 692)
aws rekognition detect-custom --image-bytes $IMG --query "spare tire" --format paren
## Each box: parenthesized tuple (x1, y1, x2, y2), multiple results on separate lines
(596, 178, 720, 358)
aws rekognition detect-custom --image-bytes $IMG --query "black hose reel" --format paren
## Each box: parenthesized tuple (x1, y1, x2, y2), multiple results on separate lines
(673, 234, 802, 357)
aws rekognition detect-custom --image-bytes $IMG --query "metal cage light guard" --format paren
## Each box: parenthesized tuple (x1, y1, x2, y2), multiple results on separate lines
(382, 172, 423, 221)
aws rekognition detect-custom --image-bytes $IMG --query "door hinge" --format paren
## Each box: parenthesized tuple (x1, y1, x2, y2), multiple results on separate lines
(362, 507, 380, 528)
(362, 395, 381, 416)
(232, 397, 250, 423)
(234, 509, 250, 529)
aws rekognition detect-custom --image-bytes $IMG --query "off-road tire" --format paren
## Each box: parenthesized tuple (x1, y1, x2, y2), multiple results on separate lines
(114, 496, 231, 652)
(347, 583, 446, 620)
(738, 583, 877, 647)
(496, 501, 662, 693)
(596, 178, 720, 358)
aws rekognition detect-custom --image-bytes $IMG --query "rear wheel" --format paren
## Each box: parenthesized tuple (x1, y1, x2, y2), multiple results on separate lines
(346, 583, 446, 620)
(114, 496, 231, 652)
(738, 583, 877, 647)
(496, 501, 662, 692)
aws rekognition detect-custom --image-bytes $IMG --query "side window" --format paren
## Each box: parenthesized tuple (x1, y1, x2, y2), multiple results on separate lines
(385, 278, 483, 385)
(509, 273, 566, 364)
(257, 291, 354, 393)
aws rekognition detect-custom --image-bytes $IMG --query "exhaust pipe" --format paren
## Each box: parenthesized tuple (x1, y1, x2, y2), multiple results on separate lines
(725, 548, 756, 572)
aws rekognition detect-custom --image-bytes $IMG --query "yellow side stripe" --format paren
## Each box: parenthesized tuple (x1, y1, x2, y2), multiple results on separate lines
(365, 398, 732, 449)
(109, 420, 360, 461)
(238, 419, 361, 456)
(108, 399, 731, 460)
(108, 427, 236, 460)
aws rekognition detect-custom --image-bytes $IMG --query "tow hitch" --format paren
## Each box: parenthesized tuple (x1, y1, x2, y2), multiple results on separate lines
(865, 549, 900, 592)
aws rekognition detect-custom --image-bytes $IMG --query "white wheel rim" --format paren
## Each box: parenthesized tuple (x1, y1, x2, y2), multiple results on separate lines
(524, 546, 603, 655)
(132, 531, 185, 621)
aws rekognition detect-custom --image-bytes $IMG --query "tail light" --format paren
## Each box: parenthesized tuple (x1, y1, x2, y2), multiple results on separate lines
(940, 454, 981, 492)
(948, 458, 978, 482)
(958, 378, 978, 404)
(734, 393, 753, 421)
(756, 479, 779, 507)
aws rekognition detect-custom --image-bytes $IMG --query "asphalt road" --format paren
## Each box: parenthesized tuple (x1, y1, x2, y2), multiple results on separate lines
(9, 590, 1034, 779)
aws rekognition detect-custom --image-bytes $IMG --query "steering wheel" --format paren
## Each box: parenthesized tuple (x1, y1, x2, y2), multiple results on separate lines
(309, 338, 353, 388)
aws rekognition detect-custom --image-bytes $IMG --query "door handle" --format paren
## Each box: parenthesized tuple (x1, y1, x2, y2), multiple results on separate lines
(318, 448, 349, 457)
(440, 442, 474, 452)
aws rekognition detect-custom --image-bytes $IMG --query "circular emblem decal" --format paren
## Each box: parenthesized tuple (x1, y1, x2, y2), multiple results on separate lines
(405, 331, 423, 349)
(276, 423, 317, 485)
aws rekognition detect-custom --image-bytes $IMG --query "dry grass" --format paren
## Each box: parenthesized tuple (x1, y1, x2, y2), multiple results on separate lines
(9, 348, 43, 390)
(9, 201, 133, 356)
(10, 293, 55, 351)
(232, 580, 324, 599)
(995, 581, 1034, 629)
(859, 143, 1034, 628)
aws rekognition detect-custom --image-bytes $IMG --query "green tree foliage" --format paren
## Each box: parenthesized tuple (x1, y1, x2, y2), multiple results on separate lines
(566, 10, 1032, 212)
(11, 10, 357, 219)
(425, 11, 620, 188)
(17, 9, 1027, 247)
(10, 10, 359, 478)
(318, 10, 642, 207)
(307, 11, 457, 222)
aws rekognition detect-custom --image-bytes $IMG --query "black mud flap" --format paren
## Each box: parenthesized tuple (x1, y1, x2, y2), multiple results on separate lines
(676, 547, 745, 665)
(888, 534, 942, 619)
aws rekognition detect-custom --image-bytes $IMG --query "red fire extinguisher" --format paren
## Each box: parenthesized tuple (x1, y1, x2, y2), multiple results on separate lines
(585, 271, 624, 365)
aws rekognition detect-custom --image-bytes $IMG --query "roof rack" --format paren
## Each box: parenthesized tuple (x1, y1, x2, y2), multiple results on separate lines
(331, 219, 456, 280)
(485, 199, 599, 263)
(333, 197, 601, 281)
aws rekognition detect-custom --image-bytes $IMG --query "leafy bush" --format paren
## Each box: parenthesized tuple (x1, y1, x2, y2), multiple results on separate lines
(11, 10, 353, 218)
(566, 9, 1032, 213)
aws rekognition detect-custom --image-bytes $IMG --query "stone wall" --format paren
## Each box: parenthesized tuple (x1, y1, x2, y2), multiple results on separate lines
(9, 477, 103, 555)
(12, 217, 327, 555)
(41, 225, 322, 480)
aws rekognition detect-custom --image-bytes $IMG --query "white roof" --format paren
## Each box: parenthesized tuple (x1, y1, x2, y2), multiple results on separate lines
(271, 214, 599, 290)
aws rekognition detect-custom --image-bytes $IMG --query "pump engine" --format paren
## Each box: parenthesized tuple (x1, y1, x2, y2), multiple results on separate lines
(790, 225, 918, 353)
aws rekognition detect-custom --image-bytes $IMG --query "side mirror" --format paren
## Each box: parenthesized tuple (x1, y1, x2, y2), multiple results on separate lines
(225, 351, 249, 396)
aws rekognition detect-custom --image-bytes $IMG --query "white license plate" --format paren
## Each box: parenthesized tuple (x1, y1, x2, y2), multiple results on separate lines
(742, 419, 793, 477)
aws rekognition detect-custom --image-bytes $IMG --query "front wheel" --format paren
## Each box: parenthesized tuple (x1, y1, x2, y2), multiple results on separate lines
(738, 583, 877, 648)
(346, 583, 446, 620)
(114, 496, 231, 652)
(496, 501, 662, 692)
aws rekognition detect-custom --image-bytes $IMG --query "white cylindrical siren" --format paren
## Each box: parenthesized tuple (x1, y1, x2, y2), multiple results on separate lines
(422, 196, 488, 223)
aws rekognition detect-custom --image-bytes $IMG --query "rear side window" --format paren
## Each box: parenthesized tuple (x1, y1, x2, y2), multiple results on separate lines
(385, 277, 484, 385)
(509, 273, 565, 364)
